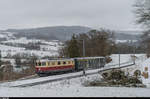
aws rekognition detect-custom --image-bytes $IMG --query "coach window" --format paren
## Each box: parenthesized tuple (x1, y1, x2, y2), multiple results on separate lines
(68, 61, 71, 64)
(100, 59, 102, 65)
(58, 61, 61, 65)
(63, 61, 66, 65)
(78, 61, 81, 66)
(48, 62, 51, 66)
(100, 58, 102, 63)
(72, 61, 74, 64)
(88, 60, 91, 66)
(52, 62, 55, 65)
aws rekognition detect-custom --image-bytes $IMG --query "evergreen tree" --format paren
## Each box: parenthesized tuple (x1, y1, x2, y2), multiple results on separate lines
(67, 34, 80, 58)
(15, 54, 21, 66)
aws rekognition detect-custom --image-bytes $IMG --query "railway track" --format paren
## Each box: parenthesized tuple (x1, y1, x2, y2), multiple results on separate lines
(12, 71, 97, 87)
(10, 61, 135, 87)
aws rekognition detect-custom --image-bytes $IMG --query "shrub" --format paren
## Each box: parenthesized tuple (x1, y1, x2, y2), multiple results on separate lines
(107, 69, 126, 80)
(84, 69, 144, 87)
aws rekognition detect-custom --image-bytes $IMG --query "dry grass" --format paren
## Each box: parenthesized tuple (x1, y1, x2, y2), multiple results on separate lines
(0, 64, 36, 82)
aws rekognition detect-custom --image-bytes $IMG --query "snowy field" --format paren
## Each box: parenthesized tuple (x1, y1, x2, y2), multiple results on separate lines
(0, 54, 150, 97)
(115, 40, 137, 44)
(0, 41, 60, 58)
(106, 54, 145, 67)
(0, 32, 61, 58)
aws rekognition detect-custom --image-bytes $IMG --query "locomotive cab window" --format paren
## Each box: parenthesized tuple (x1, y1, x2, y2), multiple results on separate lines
(42, 62, 46, 66)
(36, 62, 38, 66)
(38, 62, 41, 66)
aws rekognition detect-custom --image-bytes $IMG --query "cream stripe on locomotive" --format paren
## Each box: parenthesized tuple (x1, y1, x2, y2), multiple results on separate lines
(36, 60, 75, 68)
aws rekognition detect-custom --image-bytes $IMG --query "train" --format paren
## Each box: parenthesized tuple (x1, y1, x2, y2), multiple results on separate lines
(35, 57, 106, 76)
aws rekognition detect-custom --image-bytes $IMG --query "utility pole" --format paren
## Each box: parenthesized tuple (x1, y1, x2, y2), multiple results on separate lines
(0, 50, 1, 67)
(78, 39, 85, 57)
(82, 40, 85, 57)
(79, 39, 86, 75)
(119, 48, 120, 67)
(133, 45, 136, 64)
(118, 44, 120, 68)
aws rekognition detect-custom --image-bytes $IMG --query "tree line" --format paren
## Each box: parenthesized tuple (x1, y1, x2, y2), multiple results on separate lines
(59, 29, 146, 58)
(59, 29, 116, 58)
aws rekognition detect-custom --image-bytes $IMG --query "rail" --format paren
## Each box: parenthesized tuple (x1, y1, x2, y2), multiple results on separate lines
(105, 61, 133, 67)
(99, 63, 135, 72)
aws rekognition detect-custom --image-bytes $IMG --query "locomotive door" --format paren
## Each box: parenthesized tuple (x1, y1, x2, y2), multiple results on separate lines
(82, 60, 86, 70)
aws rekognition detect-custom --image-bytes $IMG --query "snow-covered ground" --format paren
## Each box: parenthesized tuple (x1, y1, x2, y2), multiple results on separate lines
(0, 54, 149, 97)
(0, 73, 150, 97)
(140, 58, 150, 87)
(106, 54, 145, 67)
(115, 40, 137, 44)
(0, 31, 16, 40)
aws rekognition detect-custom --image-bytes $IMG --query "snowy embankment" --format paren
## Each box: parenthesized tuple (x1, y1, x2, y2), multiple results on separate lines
(140, 57, 150, 87)
(0, 68, 104, 87)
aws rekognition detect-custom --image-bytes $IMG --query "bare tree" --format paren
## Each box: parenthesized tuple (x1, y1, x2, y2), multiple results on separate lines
(134, 0, 150, 57)
(134, 0, 150, 28)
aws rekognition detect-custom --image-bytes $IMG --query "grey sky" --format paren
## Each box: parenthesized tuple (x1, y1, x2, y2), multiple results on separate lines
(0, 0, 140, 30)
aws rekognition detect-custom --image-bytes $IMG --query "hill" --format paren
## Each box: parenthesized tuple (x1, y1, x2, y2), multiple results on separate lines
(6, 26, 92, 41)
(5, 26, 142, 42)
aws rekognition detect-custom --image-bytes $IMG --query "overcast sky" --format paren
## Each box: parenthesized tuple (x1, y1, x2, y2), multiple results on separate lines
(0, 0, 141, 30)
